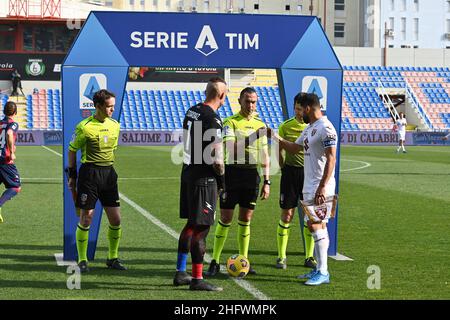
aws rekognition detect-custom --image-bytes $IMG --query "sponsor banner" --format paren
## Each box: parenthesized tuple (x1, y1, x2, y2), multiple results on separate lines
(128, 67, 225, 82)
(16, 130, 449, 146)
(340, 131, 414, 146)
(15, 131, 63, 146)
(16, 130, 183, 146)
(0, 53, 64, 81)
(119, 130, 183, 146)
(92, 12, 321, 69)
(16, 131, 44, 146)
(43, 131, 63, 145)
(413, 132, 450, 146)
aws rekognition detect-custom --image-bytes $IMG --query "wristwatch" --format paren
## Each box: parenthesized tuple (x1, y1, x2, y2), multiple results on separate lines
(263, 179, 271, 186)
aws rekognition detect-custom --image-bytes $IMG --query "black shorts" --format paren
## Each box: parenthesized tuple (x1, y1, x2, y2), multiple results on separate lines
(279, 165, 304, 210)
(0, 164, 21, 189)
(220, 166, 260, 210)
(76, 164, 120, 210)
(179, 171, 218, 226)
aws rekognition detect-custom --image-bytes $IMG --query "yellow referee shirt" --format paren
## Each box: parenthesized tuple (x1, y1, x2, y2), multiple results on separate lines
(223, 112, 268, 168)
(278, 117, 308, 167)
(69, 116, 120, 166)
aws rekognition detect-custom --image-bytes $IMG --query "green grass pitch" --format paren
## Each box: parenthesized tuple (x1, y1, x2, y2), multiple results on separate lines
(0, 145, 449, 300)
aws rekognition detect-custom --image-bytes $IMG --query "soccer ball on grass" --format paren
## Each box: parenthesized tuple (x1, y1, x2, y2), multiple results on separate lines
(226, 254, 250, 278)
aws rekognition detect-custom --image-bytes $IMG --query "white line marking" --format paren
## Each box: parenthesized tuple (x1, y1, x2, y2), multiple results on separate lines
(119, 192, 180, 239)
(47, 148, 270, 300)
(42, 146, 63, 157)
(340, 159, 372, 173)
(54, 253, 77, 266)
(120, 192, 270, 300)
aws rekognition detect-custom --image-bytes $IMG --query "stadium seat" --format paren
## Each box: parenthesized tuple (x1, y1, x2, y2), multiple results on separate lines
(21, 67, 449, 133)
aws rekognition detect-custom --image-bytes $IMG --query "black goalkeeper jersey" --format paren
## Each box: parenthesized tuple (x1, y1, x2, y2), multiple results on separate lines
(182, 103, 223, 178)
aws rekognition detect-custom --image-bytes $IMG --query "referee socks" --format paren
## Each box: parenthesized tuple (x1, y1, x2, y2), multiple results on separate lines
(108, 225, 122, 260)
(237, 220, 251, 259)
(212, 220, 231, 262)
(76, 224, 90, 263)
(277, 220, 290, 260)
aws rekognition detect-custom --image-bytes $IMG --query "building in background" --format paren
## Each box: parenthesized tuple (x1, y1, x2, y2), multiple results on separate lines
(0, 1, 116, 90)
(363, 0, 450, 49)
(3, 1, 450, 49)
(1, 0, 116, 19)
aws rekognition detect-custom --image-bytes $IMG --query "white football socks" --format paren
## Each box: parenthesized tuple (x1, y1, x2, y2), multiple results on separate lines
(313, 228, 330, 275)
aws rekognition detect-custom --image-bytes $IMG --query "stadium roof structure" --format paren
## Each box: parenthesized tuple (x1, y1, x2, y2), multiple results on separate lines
(62, 11, 343, 261)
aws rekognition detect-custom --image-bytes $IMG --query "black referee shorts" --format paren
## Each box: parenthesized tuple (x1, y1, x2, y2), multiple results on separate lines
(279, 165, 304, 210)
(76, 163, 120, 210)
(220, 166, 260, 211)
(179, 171, 218, 226)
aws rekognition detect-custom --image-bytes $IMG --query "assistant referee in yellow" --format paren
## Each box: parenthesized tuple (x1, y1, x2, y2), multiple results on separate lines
(67, 89, 126, 273)
(207, 87, 270, 276)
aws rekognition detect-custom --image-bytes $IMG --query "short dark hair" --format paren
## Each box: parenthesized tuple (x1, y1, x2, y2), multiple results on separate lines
(4, 101, 17, 116)
(239, 87, 257, 99)
(296, 92, 320, 110)
(93, 89, 115, 108)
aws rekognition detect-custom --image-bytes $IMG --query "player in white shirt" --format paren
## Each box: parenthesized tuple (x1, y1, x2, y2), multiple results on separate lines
(393, 112, 407, 154)
(268, 93, 337, 286)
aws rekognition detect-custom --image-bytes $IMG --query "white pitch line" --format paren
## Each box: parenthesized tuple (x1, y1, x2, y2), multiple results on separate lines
(42, 145, 63, 157)
(119, 192, 270, 301)
(119, 192, 180, 239)
(340, 159, 372, 173)
(46, 148, 270, 301)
